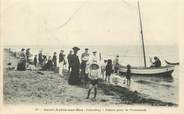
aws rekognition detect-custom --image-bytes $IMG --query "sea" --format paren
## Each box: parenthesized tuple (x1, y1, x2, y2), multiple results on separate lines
(5, 45, 179, 104)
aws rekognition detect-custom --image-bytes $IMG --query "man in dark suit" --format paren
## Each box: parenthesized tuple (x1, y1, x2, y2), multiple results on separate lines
(59, 50, 65, 63)
(52, 52, 57, 67)
(38, 51, 43, 65)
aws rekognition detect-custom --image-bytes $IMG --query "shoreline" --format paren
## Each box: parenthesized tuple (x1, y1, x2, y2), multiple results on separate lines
(3, 49, 177, 106)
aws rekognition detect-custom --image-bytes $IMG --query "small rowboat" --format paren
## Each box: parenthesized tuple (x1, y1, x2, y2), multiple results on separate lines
(165, 60, 179, 65)
(119, 65, 175, 76)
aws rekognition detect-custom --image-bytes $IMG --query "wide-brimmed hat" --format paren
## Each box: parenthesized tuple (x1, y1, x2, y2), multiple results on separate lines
(21, 48, 25, 51)
(85, 48, 89, 50)
(92, 51, 97, 53)
(72, 47, 80, 51)
(90, 63, 99, 70)
(60, 50, 64, 52)
(154, 56, 158, 59)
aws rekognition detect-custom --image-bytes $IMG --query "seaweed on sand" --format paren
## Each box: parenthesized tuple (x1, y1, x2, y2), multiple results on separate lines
(98, 82, 177, 106)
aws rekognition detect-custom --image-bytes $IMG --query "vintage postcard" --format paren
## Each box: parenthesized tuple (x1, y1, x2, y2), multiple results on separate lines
(0, 0, 184, 114)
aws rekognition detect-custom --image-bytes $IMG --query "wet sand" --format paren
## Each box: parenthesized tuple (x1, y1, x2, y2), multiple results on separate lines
(3, 49, 177, 106)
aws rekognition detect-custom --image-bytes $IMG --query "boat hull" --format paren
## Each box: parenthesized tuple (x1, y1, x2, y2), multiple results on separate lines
(119, 65, 175, 77)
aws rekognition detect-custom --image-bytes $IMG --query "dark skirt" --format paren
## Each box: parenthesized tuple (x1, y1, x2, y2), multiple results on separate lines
(17, 60, 26, 71)
(68, 69, 81, 85)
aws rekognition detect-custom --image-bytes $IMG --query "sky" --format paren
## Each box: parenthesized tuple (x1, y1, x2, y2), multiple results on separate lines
(1, 0, 180, 46)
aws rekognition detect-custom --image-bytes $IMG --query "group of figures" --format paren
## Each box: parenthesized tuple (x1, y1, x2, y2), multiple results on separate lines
(17, 48, 69, 74)
(16, 47, 123, 99)
(65, 47, 124, 99)
(16, 46, 162, 99)
(17, 48, 32, 71)
(36, 50, 67, 75)
(68, 47, 122, 86)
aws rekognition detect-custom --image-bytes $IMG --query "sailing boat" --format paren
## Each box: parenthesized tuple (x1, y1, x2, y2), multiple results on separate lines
(119, 1, 175, 76)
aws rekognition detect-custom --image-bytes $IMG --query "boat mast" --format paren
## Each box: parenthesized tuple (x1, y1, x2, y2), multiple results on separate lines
(137, 0, 147, 67)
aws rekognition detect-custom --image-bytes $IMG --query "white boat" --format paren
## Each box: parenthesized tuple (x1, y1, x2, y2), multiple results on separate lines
(119, 1, 175, 77)
(119, 65, 175, 76)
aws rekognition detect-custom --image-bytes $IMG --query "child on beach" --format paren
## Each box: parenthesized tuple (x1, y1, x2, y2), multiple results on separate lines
(105, 59, 113, 83)
(126, 64, 131, 86)
(86, 63, 100, 99)
(113, 55, 120, 74)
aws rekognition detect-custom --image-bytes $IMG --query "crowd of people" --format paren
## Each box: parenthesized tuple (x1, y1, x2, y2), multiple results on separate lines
(16, 46, 162, 99)
(17, 48, 32, 71)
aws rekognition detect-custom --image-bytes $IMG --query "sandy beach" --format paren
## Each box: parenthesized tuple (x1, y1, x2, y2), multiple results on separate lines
(3, 49, 177, 106)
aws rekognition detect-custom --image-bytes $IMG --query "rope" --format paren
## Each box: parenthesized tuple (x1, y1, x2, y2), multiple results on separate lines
(55, 2, 87, 30)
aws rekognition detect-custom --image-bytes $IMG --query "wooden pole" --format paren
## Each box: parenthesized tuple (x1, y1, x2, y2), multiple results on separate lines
(137, 0, 147, 67)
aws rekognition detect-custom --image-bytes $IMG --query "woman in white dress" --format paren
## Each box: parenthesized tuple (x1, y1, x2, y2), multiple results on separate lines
(59, 50, 66, 76)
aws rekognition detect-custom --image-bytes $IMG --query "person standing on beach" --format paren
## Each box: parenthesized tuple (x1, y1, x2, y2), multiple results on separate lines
(38, 51, 43, 66)
(17, 48, 26, 71)
(59, 50, 66, 76)
(105, 59, 113, 83)
(88, 51, 101, 79)
(67, 50, 73, 72)
(90, 51, 98, 63)
(26, 48, 32, 68)
(68, 47, 81, 85)
(43, 55, 47, 66)
(81, 48, 90, 84)
(126, 64, 131, 86)
(34, 55, 37, 67)
(101, 59, 107, 80)
(26, 48, 31, 61)
(52, 52, 57, 67)
(113, 55, 120, 74)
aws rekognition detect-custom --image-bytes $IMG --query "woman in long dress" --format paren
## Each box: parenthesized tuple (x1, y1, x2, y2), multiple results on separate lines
(17, 48, 26, 71)
(68, 47, 81, 85)
(59, 50, 66, 76)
